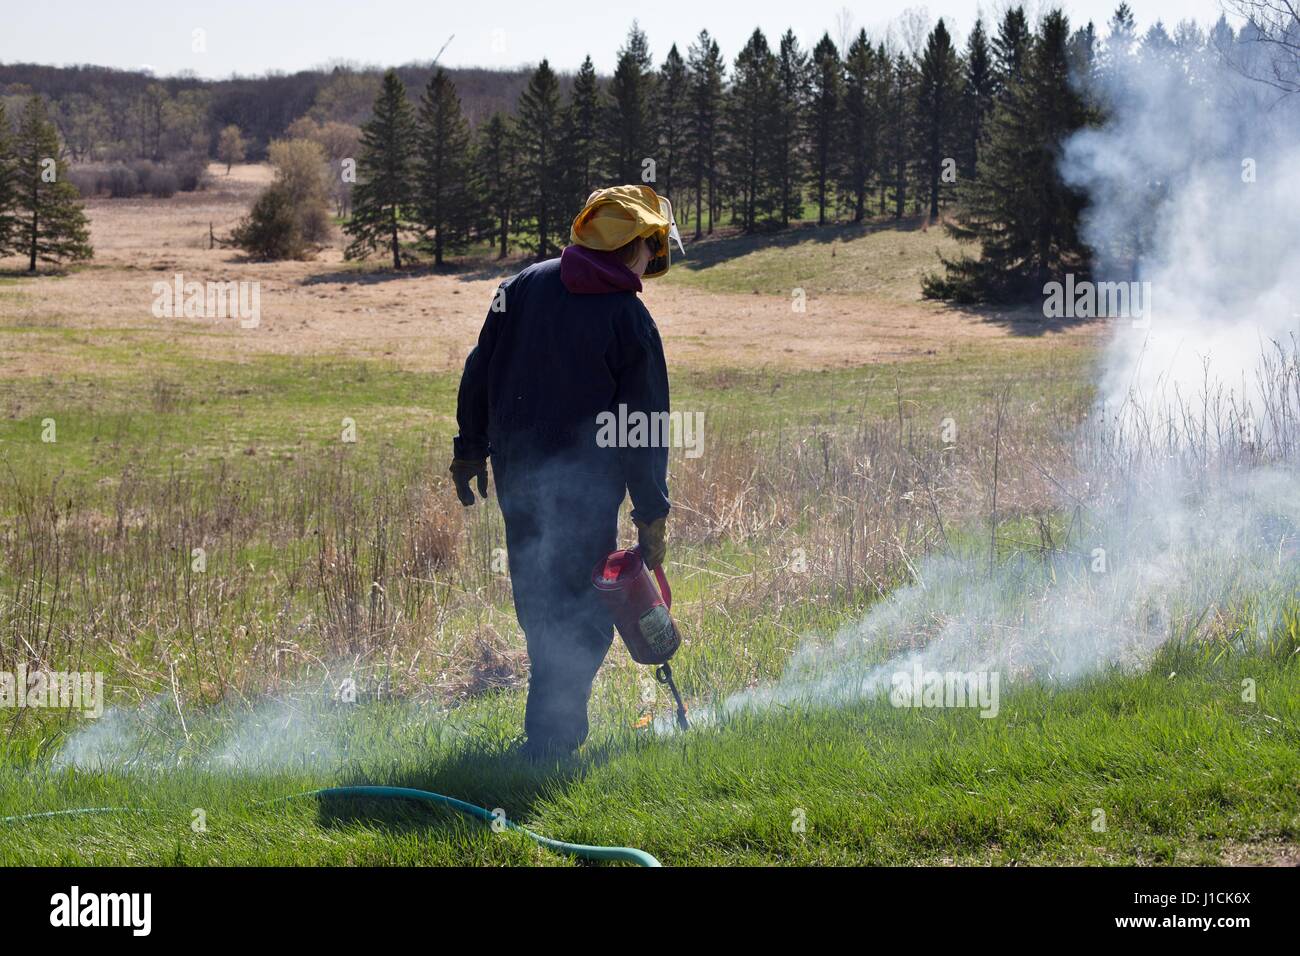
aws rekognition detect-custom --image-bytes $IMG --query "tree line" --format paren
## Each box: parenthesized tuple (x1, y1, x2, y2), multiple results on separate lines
(336, 4, 1251, 304)
(340, 15, 1010, 267)
(0, 62, 536, 165)
(5, 3, 1271, 299)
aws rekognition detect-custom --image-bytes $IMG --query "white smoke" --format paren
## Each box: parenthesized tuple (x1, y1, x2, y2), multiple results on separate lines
(700, 23, 1300, 728)
(51, 694, 172, 772)
(49, 686, 463, 773)
(50, 692, 340, 772)
(1062, 32, 1300, 417)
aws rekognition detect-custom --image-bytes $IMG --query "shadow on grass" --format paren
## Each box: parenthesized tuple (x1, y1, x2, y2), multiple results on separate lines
(311, 737, 617, 838)
(302, 256, 527, 288)
(301, 218, 933, 288)
(0, 266, 75, 279)
(672, 216, 929, 275)
(928, 298, 1108, 338)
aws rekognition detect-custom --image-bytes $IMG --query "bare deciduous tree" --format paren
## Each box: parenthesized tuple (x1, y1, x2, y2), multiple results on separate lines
(1223, 0, 1300, 93)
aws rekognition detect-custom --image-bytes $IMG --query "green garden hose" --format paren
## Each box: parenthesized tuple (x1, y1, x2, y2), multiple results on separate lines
(0, 785, 661, 868)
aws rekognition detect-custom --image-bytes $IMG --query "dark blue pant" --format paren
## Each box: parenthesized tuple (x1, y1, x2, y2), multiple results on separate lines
(493, 454, 622, 751)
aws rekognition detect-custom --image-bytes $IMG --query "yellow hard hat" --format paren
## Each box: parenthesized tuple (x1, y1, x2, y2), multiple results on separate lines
(570, 185, 685, 278)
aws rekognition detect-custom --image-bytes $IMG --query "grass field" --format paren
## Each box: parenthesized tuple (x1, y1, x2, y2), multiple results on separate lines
(1, 169, 1296, 866)
(4, 644, 1298, 866)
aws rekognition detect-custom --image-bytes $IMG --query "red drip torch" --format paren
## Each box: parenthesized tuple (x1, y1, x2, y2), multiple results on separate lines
(591, 547, 690, 731)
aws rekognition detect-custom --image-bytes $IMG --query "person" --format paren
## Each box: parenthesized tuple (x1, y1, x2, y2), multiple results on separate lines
(449, 185, 684, 758)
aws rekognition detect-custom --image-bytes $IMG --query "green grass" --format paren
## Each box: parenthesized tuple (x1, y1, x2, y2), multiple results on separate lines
(2, 643, 1295, 865)
(661, 217, 966, 299)
(0, 323, 1095, 492)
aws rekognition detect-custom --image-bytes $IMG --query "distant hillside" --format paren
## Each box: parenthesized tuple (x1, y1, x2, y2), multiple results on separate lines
(0, 60, 573, 157)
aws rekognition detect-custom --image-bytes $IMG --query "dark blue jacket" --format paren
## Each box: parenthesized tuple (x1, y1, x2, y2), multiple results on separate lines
(453, 257, 671, 523)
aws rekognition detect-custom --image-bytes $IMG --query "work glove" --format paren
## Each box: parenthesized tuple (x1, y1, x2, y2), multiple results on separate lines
(634, 515, 667, 570)
(449, 458, 489, 506)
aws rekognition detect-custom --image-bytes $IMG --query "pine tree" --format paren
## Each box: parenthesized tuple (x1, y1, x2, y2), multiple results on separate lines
(0, 102, 19, 258)
(604, 22, 656, 184)
(888, 52, 918, 220)
(13, 96, 93, 272)
(654, 45, 690, 205)
(992, 6, 1032, 95)
(924, 10, 1095, 301)
(958, 19, 995, 181)
(772, 30, 810, 227)
(515, 59, 567, 256)
(476, 111, 516, 259)
(725, 28, 778, 232)
(414, 68, 474, 266)
(344, 69, 417, 269)
(1068, 22, 1100, 98)
(1105, 2, 1139, 67)
(1140, 20, 1178, 72)
(562, 56, 603, 208)
(686, 30, 725, 238)
(807, 34, 843, 225)
(868, 44, 893, 216)
(839, 32, 879, 224)
(916, 19, 963, 220)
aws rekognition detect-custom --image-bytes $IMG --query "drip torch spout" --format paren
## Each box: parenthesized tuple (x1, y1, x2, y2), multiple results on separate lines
(656, 662, 690, 732)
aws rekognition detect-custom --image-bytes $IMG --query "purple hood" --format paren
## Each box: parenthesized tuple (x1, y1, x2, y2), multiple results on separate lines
(560, 244, 642, 294)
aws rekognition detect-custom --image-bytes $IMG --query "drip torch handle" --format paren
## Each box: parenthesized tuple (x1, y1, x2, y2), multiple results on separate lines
(632, 544, 672, 611)
(653, 565, 672, 611)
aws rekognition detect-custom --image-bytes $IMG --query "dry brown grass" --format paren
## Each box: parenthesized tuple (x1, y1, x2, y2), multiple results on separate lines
(0, 163, 1103, 379)
(0, 384, 1071, 716)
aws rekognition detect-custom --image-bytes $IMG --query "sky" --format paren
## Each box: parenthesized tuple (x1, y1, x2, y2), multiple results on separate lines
(2, 0, 1235, 78)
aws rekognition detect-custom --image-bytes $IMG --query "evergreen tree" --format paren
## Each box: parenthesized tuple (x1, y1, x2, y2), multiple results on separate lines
(476, 111, 517, 259)
(231, 184, 304, 260)
(0, 102, 18, 258)
(515, 59, 567, 256)
(772, 30, 810, 227)
(686, 30, 725, 238)
(807, 33, 843, 225)
(1105, 2, 1139, 65)
(958, 19, 995, 181)
(725, 28, 778, 231)
(13, 96, 93, 271)
(1068, 22, 1100, 98)
(344, 69, 417, 269)
(915, 19, 963, 220)
(1140, 20, 1178, 70)
(604, 22, 656, 184)
(868, 43, 893, 216)
(654, 44, 690, 206)
(882, 50, 917, 220)
(992, 6, 1032, 94)
(414, 68, 474, 266)
(562, 56, 603, 208)
(924, 10, 1095, 301)
(839, 30, 878, 223)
